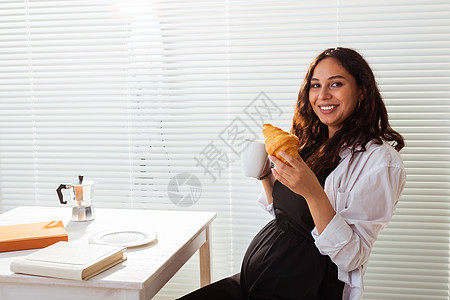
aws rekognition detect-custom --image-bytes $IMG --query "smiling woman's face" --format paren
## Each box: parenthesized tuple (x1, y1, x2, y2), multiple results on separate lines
(308, 57, 363, 138)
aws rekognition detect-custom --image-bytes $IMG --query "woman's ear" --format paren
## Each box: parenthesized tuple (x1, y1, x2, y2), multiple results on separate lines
(359, 88, 366, 101)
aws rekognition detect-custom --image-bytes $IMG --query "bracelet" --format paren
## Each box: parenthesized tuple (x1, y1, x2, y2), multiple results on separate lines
(257, 169, 272, 180)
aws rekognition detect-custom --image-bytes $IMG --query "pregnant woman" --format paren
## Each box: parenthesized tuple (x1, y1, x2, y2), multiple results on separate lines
(178, 47, 406, 300)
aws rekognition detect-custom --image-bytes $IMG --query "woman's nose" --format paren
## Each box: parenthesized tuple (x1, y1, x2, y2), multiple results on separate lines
(318, 86, 331, 100)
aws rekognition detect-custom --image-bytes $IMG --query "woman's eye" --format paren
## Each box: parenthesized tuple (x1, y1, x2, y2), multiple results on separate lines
(311, 83, 320, 88)
(331, 82, 343, 87)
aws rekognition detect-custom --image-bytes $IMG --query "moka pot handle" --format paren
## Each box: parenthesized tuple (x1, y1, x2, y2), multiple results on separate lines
(56, 184, 69, 204)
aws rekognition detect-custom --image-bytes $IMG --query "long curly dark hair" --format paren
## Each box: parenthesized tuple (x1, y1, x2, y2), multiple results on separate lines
(291, 47, 405, 177)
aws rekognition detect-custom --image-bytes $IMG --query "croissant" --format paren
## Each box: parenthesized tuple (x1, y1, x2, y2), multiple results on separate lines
(262, 123, 300, 165)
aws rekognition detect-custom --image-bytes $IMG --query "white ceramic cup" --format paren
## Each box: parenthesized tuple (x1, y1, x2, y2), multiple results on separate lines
(240, 139, 269, 178)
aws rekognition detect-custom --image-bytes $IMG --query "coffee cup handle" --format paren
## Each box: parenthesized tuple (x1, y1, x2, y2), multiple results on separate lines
(257, 157, 272, 178)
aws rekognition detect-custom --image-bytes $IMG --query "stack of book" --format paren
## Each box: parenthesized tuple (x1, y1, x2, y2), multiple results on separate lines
(1, 221, 126, 280)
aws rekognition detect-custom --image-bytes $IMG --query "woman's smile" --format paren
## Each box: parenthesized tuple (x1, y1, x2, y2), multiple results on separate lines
(319, 104, 339, 112)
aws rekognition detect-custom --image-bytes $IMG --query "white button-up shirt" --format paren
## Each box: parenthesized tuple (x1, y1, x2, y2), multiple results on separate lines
(257, 140, 406, 300)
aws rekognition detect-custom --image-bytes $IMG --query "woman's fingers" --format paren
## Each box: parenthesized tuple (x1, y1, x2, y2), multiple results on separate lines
(269, 151, 317, 197)
(270, 162, 288, 186)
(278, 151, 305, 166)
(269, 154, 290, 174)
(269, 152, 302, 174)
(269, 153, 298, 187)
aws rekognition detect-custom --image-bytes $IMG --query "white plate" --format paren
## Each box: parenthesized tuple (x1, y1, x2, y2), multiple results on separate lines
(89, 230, 157, 248)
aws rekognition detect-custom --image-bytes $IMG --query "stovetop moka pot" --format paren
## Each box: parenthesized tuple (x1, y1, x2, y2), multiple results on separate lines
(56, 175, 95, 221)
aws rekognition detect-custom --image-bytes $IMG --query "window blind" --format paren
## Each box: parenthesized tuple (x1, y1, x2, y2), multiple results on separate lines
(0, 1, 449, 299)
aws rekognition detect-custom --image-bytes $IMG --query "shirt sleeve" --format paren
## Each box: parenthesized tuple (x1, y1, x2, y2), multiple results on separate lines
(257, 189, 275, 217)
(312, 164, 406, 272)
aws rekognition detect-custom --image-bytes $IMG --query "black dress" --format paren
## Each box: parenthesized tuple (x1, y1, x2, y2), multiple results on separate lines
(178, 168, 344, 300)
(240, 174, 344, 299)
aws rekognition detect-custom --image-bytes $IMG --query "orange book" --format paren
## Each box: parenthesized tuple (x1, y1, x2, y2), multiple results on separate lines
(0, 221, 68, 252)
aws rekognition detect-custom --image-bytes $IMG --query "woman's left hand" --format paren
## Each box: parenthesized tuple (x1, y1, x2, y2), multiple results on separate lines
(271, 151, 336, 234)
(270, 151, 322, 199)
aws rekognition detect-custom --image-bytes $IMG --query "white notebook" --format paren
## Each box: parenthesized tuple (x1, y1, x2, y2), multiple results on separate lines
(10, 241, 126, 281)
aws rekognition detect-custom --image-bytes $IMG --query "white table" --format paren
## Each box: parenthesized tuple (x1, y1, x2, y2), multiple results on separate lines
(0, 206, 216, 300)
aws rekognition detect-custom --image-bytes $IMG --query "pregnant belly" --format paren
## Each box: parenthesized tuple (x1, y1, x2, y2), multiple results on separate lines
(240, 219, 330, 300)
